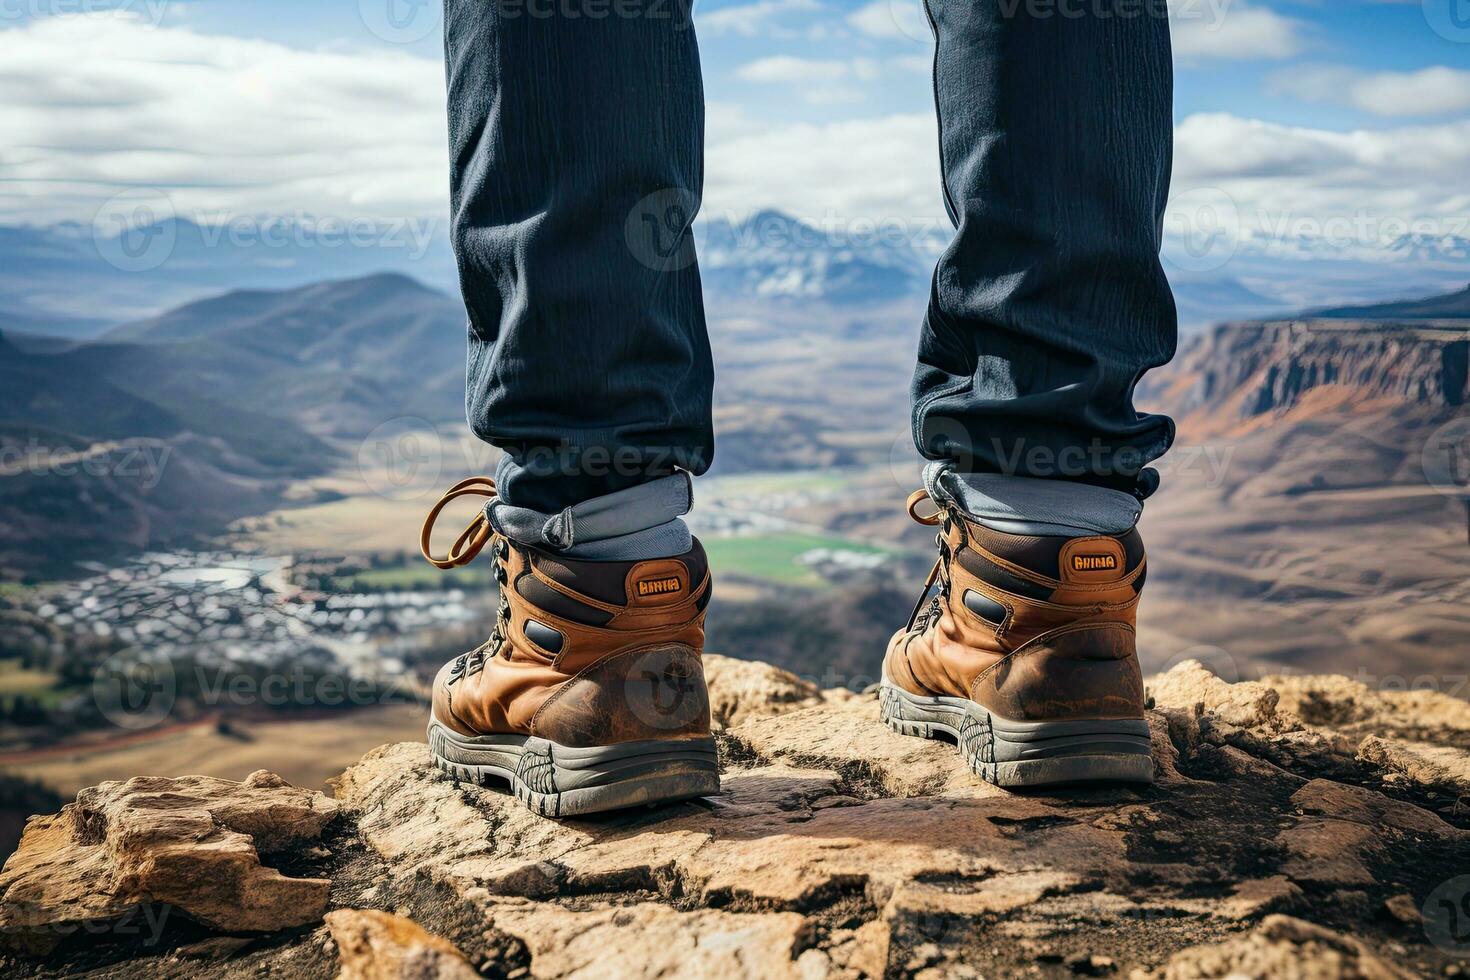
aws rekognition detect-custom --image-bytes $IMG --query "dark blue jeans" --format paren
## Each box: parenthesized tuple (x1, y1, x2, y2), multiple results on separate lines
(444, 0, 1176, 512)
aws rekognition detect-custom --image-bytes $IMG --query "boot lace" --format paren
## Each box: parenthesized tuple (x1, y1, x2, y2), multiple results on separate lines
(420, 477, 512, 684)
(904, 488, 952, 632)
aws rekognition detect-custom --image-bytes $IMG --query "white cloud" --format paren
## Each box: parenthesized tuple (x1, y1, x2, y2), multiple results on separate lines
(848, 0, 928, 43)
(1168, 0, 1306, 61)
(0, 13, 448, 225)
(703, 110, 943, 225)
(697, 0, 822, 38)
(733, 55, 896, 103)
(735, 56, 853, 83)
(4, 13, 1468, 257)
(1172, 113, 1470, 242)
(1269, 65, 1470, 118)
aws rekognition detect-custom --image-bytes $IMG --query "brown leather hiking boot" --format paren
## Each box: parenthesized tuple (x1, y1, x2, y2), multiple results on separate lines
(880, 487, 1154, 787)
(421, 478, 719, 816)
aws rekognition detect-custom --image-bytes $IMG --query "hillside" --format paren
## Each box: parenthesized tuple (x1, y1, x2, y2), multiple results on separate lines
(1134, 313, 1469, 683)
(1, 657, 1467, 977)
(1309, 284, 1470, 321)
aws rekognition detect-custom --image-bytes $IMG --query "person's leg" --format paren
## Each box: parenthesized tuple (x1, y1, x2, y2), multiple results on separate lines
(444, 0, 713, 517)
(427, 2, 720, 817)
(882, 1, 1174, 788)
(912, 0, 1176, 498)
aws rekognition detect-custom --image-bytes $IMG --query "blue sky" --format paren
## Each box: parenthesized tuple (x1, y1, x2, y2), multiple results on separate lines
(1, 0, 1467, 260)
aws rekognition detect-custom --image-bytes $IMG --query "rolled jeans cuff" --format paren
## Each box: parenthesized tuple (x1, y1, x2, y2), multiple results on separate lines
(923, 461, 1142, 538)
(486, 461, 694, 558)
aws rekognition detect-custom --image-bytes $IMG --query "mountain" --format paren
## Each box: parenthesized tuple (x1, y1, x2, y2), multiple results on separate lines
(699, 210, 942, 304)
(1307, 283, 1470, 320)
(0, 220, 459, 338)
(1132, 307, 1469, 684)
(0, 274, 473, 574)
(4, 211, 1468, 337)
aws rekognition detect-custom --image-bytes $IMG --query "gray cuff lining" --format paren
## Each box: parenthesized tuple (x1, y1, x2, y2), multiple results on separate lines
(923, 462, 1141, 537)
(486, 468, 694, 558)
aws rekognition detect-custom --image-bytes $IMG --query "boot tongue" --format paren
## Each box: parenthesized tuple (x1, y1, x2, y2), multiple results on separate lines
(625, 558, 692, 607)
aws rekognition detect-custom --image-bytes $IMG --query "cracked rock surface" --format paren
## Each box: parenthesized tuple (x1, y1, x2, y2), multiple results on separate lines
(2, 656, 1469, 978)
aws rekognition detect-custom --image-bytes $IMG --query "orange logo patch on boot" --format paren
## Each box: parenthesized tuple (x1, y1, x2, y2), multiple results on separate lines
(635, 576, 683, 598)
(1059, 538, 1128, 584)
(1071, 553, 1118, 573)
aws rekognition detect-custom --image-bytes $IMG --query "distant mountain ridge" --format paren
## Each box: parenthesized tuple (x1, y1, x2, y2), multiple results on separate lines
(1306, 283, 1470, 320)
(4, 210, 1468, 338)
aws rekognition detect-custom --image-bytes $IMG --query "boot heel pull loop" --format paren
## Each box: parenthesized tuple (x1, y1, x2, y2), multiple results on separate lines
(422, 477, 499, 569)
(906, 489, 943, 527)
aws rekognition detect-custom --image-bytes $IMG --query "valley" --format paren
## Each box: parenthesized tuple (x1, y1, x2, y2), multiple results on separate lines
(1, 262, 1467, 829)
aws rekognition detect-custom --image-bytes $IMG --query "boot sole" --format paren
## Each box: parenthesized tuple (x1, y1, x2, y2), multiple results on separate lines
(427, 716, 720, 817)
(879, 681, 1153, 788)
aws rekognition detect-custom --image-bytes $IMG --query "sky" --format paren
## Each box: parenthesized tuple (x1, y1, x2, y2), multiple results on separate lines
(1, 0, 1468, 256)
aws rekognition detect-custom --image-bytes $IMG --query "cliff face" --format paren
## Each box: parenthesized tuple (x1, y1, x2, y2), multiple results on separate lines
(2, 655, 1469, 979)
(1140, 319, 1468, 439)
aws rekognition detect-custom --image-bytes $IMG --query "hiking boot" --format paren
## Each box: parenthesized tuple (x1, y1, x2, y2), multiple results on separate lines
(880, 485, 1153, 787)
(421, 477, 719, 816)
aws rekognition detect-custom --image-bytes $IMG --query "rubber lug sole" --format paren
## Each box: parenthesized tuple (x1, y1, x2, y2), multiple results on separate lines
(879, 681, 1154, 788)
(427, 717, 720, 817)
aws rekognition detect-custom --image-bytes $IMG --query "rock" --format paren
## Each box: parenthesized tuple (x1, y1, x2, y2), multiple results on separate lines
(1384, 894, 1421, 926)
(0, 769, 338, 953)
(325, 909, 479, 980)
(703, 653, 825, 728)
(1143, 914, 1413, 979)
(4, 660, 1469, 977)
(1149, 659, 1284, 729)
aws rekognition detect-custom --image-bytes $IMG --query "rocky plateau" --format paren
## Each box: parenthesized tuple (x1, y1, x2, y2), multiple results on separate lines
(1, 655, 1468, 979)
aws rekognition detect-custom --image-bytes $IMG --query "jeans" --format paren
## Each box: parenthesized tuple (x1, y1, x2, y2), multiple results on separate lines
(443, 0, 1177, 512)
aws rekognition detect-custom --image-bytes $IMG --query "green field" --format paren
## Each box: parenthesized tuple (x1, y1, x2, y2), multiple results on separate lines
(331, 564, 491, 592)
(0, 659, 65, 710)
(702, 533, 893, 588)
